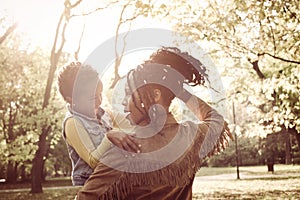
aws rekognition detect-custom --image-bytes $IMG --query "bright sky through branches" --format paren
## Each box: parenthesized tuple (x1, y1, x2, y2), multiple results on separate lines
(1, 0, 173, 60)
(1, 0, 230, 115)
(1, 0, 62, 47)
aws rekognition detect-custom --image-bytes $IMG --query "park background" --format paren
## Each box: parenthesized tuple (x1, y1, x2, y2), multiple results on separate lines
(0, 0, 299, 199)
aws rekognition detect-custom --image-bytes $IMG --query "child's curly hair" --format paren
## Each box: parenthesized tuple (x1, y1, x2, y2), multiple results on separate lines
(57, 62, 98, 102)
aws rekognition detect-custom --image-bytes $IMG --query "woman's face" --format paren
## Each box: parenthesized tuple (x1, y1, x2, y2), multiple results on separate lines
(122, 84, 146, 125)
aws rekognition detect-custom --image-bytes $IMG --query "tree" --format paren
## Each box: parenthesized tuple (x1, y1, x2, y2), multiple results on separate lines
(0, 30, 54, 183)
(208, 135, 262, 167)
(30, 0, 77, 192)
(162, 0, 300, 153)
(0, 26, 70, 185)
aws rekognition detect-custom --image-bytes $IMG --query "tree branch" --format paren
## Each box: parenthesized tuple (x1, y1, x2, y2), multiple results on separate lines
(69, 0, 82, 9)
(110, 0, 133, 89)
(74, 21, 86, 61)
(266, 17, 276, 55)
(71, 1, 119, 17)
(247, 59, 265, 79)
(0, 22, 18, 45)
(258, 52, 300, 65)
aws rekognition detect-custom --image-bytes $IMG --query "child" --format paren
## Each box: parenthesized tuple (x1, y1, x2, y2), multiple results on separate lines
(57, 62, 139, 185)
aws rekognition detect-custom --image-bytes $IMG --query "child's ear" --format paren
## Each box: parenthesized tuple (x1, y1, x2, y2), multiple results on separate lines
(153, 89, 162, 103)
(65, 96, 72, 104)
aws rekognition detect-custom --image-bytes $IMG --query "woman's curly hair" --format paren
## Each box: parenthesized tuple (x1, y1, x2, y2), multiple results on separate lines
(128, 47, 209, 122)
(144, 46, 209, 87)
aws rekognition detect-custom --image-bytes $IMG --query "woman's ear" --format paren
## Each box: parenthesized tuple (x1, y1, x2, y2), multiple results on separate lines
(153, 89, 162, 103)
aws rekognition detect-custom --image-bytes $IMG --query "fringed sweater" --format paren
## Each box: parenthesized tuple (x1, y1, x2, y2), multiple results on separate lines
(77, 95, 233, 200)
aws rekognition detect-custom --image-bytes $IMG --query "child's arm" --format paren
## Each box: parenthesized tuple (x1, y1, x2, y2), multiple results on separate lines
(65, 118, 112, 169)
(65, 117, 140, 169)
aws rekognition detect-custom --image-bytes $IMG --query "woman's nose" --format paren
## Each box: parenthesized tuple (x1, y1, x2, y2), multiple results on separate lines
(123, 103, 130, 113)
(122, 96, 127, 107)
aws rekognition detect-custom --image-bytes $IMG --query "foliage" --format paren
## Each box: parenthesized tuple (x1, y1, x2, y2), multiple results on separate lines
(0, 22, 67, 181)
(261, 131, 300, 164)
(0, 37, 43, 166)
(209, 130, 300, 167)
(261, 66, 300, 133)
(207, 135, 262, 167)
(160, 0, 300, 140)
(45, 136, 71, 177)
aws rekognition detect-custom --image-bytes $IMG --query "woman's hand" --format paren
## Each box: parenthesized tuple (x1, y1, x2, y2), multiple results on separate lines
(106, 131, 141, 153)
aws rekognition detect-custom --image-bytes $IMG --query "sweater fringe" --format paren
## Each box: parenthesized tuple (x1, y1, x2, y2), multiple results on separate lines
(101, 121, 233, 200)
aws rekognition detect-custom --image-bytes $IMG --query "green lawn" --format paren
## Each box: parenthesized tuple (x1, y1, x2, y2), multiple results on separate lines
(196, 164, 300, 176)
(1, 165, 299, 200)
(193, 164, 300, 199)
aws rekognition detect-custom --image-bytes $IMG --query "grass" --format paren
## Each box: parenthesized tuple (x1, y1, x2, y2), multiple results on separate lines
(0, 165, 299, 200)
(0, 177, 79, 200)
(193, 164, 300, 199)
(196, 164, 300, 176)
(0, 177, 72, 190)
(0, 187, 80, 200)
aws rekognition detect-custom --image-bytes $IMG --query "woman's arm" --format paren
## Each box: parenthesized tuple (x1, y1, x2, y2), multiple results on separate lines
(185, 94, 224, 125)
(180, 92, 233, 157)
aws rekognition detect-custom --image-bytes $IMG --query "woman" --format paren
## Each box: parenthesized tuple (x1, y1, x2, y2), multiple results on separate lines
(76, 47, 233, 199)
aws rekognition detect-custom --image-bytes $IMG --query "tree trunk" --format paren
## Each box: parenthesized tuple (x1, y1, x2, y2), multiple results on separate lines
(6, 161, 18, 183)
(30, 127, 49, 193)
(290, 127, 300, 154)
(284, 128, 292, 164)
(20, 164, 27, 182)
(295, 133, 300, 153)
(282, 127, 292, 164)
(54, 162, 60, 177)
(42, 160, 47, 181)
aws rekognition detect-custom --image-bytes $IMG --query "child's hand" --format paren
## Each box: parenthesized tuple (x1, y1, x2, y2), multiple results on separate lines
(106, 131, 141, 153)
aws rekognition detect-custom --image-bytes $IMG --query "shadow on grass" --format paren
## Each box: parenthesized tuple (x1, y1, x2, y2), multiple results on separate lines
(0, 187, 80, 200)
(0, 177, 72, 190)
(242, 175, 300, 181)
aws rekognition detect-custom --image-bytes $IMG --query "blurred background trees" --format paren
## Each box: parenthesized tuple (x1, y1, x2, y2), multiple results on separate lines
(0, 15, 70, 189)
(165, 0, 300, 165)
